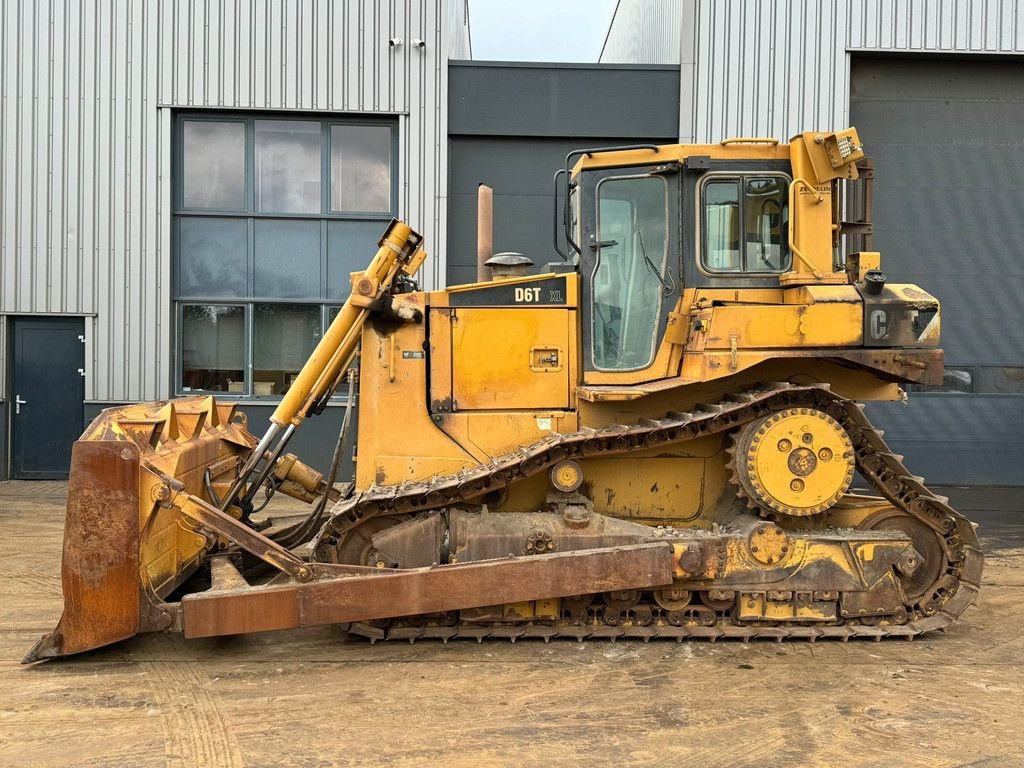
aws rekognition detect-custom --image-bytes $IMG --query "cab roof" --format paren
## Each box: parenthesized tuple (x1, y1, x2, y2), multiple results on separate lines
(571, 138, 792, 177)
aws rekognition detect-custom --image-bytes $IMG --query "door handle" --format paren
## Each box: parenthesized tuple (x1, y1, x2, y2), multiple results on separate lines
(15, 395, 27, 415)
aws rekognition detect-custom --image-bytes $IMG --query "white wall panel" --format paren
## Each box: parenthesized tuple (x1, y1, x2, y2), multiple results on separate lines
(0, 0, 469, 403)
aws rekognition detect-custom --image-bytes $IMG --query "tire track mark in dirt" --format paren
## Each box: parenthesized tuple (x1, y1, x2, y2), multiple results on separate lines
(146, 662, 244, 768)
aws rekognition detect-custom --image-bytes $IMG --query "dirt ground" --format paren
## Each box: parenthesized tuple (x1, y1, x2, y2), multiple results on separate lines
(1, 481, 1022, 768)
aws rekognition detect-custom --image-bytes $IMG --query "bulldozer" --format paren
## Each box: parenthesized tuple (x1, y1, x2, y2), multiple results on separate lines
(25, 127, 982, 662)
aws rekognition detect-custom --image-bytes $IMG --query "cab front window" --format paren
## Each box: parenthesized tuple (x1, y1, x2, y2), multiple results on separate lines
(591, 175, 669, 371)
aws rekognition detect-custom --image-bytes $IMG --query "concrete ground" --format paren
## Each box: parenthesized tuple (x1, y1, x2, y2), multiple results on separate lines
(1, 481, 1022, 768)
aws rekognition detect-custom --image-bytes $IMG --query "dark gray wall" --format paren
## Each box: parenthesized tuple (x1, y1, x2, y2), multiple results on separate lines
(449, 62, 681, 139)
(852, 56, 1024, 485)
(447, 62, 680, 285)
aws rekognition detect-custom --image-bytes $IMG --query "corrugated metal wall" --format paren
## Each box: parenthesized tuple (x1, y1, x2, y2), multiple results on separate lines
(603, 1, 1024, 141)
(599, 0, 683, 64)
(683, 0, 1024, 142)
(0, 0, 467, 403)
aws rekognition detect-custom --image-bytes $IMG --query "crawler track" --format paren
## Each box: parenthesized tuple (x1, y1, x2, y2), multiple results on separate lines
(314, 383, 983, 641)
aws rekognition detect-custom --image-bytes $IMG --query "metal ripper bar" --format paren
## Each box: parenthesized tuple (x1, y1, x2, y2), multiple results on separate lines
(180, 543, 675, 639)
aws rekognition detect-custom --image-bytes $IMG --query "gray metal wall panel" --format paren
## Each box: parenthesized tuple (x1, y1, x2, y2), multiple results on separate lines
(672, 0, 1024, 144)
(0, 0, 469, 407)
(449, 63, 680, 138)
(600, 0, 683, 64)
(868, 397, 1024, 486)
(448, 0, 471, 60)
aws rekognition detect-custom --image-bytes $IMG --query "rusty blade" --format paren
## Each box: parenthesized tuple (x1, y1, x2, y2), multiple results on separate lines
(23, 441, 142, 663)
(181, 542, 674, 639)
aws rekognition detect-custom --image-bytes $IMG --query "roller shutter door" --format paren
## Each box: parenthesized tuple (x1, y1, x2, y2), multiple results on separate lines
(851, 57, 1024, 486)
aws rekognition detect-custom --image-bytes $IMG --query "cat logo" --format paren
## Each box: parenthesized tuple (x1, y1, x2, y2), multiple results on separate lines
(515, 287, 542, 303)
(869, 309, 889, 340)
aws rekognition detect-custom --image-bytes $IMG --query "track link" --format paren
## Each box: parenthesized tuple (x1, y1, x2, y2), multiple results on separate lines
(314, 383, 983, 642)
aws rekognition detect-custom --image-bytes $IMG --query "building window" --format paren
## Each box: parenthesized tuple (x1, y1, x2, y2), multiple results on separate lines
(252, 303, 322, 396)
(330, 124, 392, 212)
(180, 305, 246, 393)
(182, 121, 246, 210)
(173, 113, 396, 397)
(254, 120, 322, 213)
(701, 174, 790, 274)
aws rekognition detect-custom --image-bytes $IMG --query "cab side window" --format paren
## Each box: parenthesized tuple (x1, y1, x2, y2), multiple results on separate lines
(702, 175, 790, 274)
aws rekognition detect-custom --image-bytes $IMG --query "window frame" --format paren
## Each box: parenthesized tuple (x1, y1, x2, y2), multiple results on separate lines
(171, 111, 398, 400)
(697, 171, 793, 277)
(327, 119, 398, 215)
(179, 116, 249, 212)
(590, 172, 671, 373)
(177, 302, 250, 397)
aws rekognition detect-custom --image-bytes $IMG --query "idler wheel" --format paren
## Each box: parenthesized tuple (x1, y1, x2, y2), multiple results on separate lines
(861, 507, 945, 602)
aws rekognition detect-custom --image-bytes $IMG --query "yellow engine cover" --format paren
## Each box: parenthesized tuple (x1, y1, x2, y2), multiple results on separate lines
(450, 307, 573, 410)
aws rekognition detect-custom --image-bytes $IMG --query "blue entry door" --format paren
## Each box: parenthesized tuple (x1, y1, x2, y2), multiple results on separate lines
(11, 317, 85, 479)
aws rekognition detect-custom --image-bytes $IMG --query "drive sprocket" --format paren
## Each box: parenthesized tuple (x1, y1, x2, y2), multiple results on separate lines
(728, 407, 854, 516)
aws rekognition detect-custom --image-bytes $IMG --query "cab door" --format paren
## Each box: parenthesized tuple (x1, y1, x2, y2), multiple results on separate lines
(579, 166, 682, 384)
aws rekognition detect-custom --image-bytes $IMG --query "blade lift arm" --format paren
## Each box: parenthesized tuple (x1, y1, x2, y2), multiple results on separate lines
(219, 219, 427, 513)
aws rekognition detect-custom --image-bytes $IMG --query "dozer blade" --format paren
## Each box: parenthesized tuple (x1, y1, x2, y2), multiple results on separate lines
(24, 441, 142, 663)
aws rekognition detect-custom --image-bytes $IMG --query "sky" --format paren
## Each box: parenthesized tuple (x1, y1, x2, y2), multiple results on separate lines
(468, 0, 619, 62)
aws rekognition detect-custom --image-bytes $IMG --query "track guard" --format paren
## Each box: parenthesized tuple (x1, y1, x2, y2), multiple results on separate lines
(23, 441, 142, 663)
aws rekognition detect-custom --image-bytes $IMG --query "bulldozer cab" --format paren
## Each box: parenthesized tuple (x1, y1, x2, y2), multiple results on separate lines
(566, 131, 862, 386)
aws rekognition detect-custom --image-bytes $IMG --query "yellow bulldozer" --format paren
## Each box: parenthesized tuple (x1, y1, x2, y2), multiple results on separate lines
(26, 128, 982, 662)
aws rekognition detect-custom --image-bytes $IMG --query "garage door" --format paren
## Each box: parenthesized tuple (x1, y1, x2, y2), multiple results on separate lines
(851, 57, 1024, 486)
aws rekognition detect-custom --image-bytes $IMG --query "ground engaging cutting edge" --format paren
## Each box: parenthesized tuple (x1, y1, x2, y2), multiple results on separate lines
(26, 128, 982, 662)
